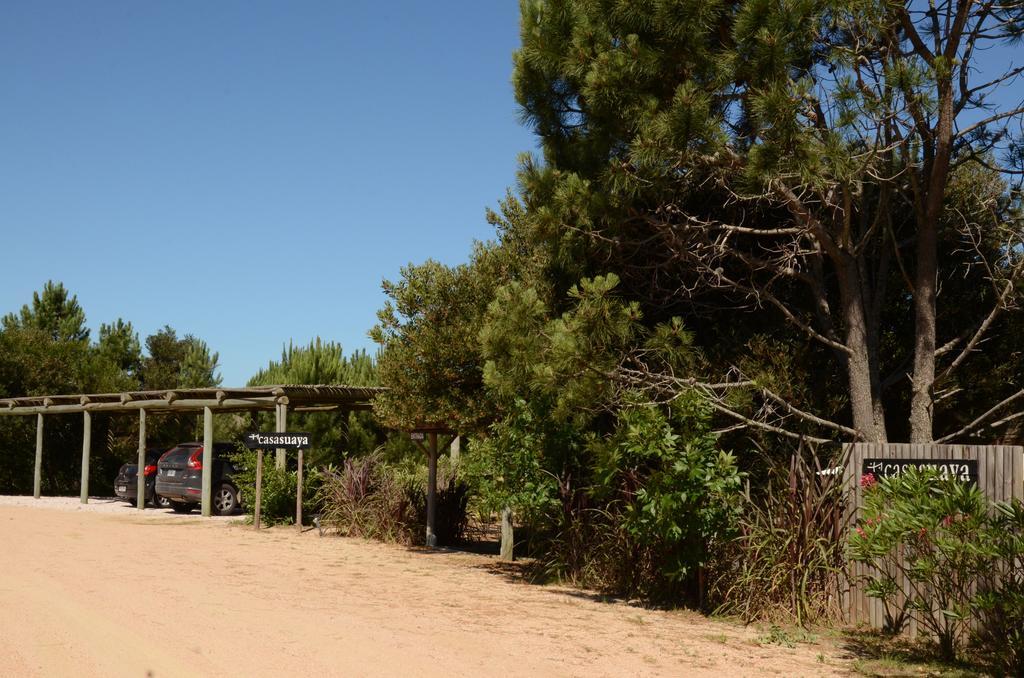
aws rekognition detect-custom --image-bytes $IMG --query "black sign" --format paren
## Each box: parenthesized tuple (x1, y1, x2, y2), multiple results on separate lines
(244, 432, 312, 450)
(861, 458, 978, 484)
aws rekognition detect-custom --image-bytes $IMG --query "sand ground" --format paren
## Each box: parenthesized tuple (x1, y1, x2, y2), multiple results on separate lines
(0, 496, 851, 677)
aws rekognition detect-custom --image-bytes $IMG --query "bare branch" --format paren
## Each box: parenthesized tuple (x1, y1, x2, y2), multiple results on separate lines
(956, 103, 1024, 138)
(935, 388, 1024, 442)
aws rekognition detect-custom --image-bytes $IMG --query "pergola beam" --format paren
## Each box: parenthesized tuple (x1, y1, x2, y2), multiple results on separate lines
(0, 397, 280, 416)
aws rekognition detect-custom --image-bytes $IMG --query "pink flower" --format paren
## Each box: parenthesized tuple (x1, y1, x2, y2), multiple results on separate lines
(942, 515, 954, 527)
(856, 527, 866, 538)
(860, 473, 877, 488)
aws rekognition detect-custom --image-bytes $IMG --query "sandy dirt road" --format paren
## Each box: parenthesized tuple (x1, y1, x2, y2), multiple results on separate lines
(0, 497, 849, 677)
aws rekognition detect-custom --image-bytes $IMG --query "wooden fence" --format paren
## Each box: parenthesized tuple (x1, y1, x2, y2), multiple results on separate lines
(842, 443, 1024, 635)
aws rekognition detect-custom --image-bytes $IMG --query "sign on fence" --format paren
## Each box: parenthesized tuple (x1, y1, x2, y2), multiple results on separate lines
(244, 431, 312, 450)
(861, 458, 978, 484)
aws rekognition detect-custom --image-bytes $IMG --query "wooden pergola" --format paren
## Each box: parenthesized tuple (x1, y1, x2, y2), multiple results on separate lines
(0, 385, 383, 518)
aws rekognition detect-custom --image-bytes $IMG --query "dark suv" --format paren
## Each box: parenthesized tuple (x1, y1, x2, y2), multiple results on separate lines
(155, 442, 241, 515)
(114, 448, 172, 508)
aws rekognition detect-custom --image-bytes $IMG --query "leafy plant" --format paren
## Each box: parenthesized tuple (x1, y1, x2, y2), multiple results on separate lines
(317, 451, 470, 546)
(712, 444, 846, 625)
(231, 446, 323, 526)
(317, 451, 414, 542)
(534, 394, 743, 604)
(973, 499, 1024, 676)
(848, 469, 994, 661)
(590, 394, 743, 593)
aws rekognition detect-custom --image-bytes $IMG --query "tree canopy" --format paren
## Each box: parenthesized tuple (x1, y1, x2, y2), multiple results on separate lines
(370, 0, 1024, 597)
(0, 283, 223, 494)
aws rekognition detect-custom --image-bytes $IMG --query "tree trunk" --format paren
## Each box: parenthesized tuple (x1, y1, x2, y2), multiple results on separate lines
(910, 80, 955, 443)
(909, 220, 938, 443)
(837, 256, 888, 442)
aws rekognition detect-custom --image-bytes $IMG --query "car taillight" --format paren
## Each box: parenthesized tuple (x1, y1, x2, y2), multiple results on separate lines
(144, 464, 157, 476)
(188, 448, 204, 470)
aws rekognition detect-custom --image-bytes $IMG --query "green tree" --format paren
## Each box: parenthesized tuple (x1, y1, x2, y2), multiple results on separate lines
(248, 339, 383, 465)
(0, 285, 225, 493)
(2, 280, 89, 343)
(178, 337, 221, 388)
(140, 326, 189, 391)
(370, 195, 554, 435)
(512, 0, 1024, 444)
(94, 319, 143, 388)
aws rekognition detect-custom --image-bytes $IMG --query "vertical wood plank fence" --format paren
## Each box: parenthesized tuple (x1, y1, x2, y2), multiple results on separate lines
(842, 443, 1024, 635)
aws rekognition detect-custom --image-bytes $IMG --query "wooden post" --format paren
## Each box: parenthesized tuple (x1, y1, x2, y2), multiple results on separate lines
(136, 408, 147, 510)
(33, 414, 43, 499)
(449, 435, 460, 466)
(500, 506, 514, 561)
(80, 410, 91, 504)
(296, 447, 304, 532)
(254, 448, 263, 530)
(426, 432, 438, 548)
(275, 401, 287, 470)
(201, 406, 213, 517)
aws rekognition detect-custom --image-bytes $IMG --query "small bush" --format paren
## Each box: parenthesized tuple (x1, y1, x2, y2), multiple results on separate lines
(317, 452, 414, 542)
(317, 451, 469, 546)
(849, 467, 1024, 669)
(711, 446, 846, 625)
(231, 447, 323, 526)
(535, 396, 744, 604)
(973, 499, 1024, 676)
(408, 468, 470, 546)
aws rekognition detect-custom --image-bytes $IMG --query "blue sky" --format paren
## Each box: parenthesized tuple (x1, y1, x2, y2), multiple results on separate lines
(0, 1, 536, 386)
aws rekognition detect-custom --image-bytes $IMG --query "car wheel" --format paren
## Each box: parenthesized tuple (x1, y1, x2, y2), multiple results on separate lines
(153, 493, 172, 509)
(213, 484, 238, 516)
(170, 502, 193, 514)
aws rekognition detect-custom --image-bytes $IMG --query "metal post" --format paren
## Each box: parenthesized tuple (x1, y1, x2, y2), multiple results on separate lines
(296, 447, 304, 532)
(254, 448, 263, 530)
(426, 432, 438, 548)
(201, 406, 213, 517)
(137, 409, 147, 509)
(33, 414, 43, 499)
(275, 401, 287, 470)
(80, 411, 91, 504)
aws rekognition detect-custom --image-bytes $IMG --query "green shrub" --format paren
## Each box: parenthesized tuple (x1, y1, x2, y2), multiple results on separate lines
(408, 467, 470, 546)
(974, 499, 1024, 676)
(231, 446, 323, 526)
(848, 467, 1020, 664)
(316, 451, 469, 546)
(316, 452, 414, 542)
(711, 446, 846, 625)
(537, 394, 743, 604)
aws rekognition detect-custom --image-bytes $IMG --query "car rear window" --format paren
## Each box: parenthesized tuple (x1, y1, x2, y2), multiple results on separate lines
(160, 445, 199, 465)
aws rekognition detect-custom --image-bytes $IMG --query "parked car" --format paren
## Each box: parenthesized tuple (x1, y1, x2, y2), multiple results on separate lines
(155, 442, 241, 515)
(114, 448, 172, 508)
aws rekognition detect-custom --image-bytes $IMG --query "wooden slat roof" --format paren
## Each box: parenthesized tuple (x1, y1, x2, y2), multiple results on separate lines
(0, 384, 386, 415)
